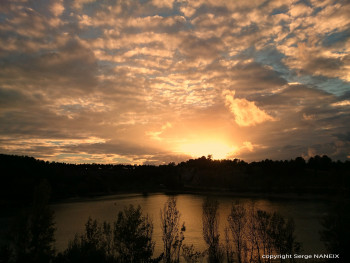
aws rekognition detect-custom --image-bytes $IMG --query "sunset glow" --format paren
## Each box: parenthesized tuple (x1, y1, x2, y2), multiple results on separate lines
(0, 0, 349, 164)
(178, 141, 236, 160)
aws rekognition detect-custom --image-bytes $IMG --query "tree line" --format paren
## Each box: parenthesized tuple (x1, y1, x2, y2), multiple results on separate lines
(1, 154, 349, 210)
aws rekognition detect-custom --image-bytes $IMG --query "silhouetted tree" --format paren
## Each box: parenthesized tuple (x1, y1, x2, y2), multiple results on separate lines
(268, 213, 301, 263)
(255, 210, 273, 263)
(227, 202, 246, 263)
(320, 197, 350, 263)
(7, 180, 56, 263)
(246, 206, 261, 263)
(55, 218, 113, 263)
(223, 227, 234, 263)
(1, 154, 348, 203)
(114, 205, 155, 263)
(160, 197, 185, 263)
(202, 198, 223, 263)
(181, 245, 204, 263)
(57, 205, 157, 263)
(226, 203, 301, 263)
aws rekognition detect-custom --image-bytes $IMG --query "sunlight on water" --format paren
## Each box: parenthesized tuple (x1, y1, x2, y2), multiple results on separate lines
(52, 193, 328, 257)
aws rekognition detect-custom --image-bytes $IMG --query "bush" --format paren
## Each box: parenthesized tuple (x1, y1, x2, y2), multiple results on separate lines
(56, 205, 156, 263)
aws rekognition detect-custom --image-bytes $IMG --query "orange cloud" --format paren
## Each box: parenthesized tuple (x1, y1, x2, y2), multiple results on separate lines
(223, 90, 275, 127)
(146, 122, 172, 141)
(50, 0, 64, 17)
(151, 0, 174, 9)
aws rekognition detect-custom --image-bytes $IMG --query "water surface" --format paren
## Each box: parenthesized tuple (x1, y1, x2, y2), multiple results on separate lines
(52, 193, 329, 256)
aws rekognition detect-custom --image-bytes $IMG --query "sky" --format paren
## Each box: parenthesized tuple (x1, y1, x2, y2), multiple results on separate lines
(0, 0, 349, 164)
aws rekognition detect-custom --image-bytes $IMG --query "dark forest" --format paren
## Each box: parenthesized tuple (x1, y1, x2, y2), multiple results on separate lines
(1, 154, 349, 209)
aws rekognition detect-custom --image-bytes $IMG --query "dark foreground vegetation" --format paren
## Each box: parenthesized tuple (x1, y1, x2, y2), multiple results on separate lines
(1, 181, 349, 263)
(0, 154, 349, 262)
(1, 154, 349, 209)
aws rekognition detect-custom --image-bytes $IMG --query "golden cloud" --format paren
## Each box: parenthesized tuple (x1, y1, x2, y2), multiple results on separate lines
(223, 90, 275, 127)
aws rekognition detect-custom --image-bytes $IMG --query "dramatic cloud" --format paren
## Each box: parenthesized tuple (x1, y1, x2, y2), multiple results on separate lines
(223, 90, 275, 127)
(0, 0, 349, 163)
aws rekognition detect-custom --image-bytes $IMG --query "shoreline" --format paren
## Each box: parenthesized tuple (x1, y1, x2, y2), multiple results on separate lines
(50, 187, 335, 205)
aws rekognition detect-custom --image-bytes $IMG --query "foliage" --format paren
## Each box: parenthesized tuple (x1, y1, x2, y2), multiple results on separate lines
(269, 212, 301, 260)
(1, 154, 349, 209)
(320, 197, 350, 263)
(4, 180, 56, 263)
(226, 202, 301, 263)
(160, 197, 186, 263)
(227, 202, 247, 263)
(182, 244, 204, 263)
(0, 187, 310, 263)
(223, 228, 234, 263)
(55, 218, 114, 263)
(56, 205, 157, 263)
(202, 198, 223, 263)
(114, 205, 155, 263)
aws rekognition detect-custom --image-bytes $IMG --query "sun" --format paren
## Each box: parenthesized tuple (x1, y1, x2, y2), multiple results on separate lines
(177, 140, 236, 160)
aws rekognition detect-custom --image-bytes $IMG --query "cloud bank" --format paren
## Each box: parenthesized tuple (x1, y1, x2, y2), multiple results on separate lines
(0, 0, 349, 163)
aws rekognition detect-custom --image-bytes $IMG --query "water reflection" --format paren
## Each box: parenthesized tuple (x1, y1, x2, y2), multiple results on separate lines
(52, 193, 328, 256)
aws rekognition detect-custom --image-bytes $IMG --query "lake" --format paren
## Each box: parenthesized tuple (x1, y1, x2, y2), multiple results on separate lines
(52, 192, 329, 257)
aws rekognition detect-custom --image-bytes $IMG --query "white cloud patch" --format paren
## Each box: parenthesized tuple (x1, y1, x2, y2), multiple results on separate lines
(223, 90, 276, 127)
